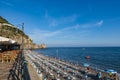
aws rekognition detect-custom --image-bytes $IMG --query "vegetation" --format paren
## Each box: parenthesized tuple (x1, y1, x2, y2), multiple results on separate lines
(0, 16, 29, 38)
(0, 16, 9, 23)
(0, 16, 38, 49)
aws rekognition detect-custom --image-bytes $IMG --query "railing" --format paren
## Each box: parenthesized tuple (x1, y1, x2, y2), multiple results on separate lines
(21, 53, 31, 80)
(6, 50, 31, 80)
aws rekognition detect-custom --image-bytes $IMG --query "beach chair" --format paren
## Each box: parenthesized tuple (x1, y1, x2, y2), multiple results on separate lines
(9, 51, 17, 62)
(16, 50, 20, 54)
(3, 50, 16, 63)
(2, 54, 8, 63)
(12, 50, 17, 58)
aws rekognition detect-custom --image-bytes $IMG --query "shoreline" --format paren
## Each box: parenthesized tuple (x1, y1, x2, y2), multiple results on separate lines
(25, 50, 120, 80)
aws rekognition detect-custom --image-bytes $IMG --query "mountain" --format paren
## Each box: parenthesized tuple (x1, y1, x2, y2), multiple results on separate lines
(0, 16, 39, 49)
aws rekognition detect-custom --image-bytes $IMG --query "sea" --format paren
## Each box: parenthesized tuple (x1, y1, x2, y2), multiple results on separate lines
(33, 47, 120, 73)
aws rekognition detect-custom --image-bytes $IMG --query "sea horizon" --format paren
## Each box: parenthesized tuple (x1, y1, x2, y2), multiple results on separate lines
(46, 46, 120, 48)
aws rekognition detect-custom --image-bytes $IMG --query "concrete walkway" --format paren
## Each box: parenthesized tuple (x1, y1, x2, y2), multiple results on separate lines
(0, 62, 13, 80)
(25, 53, 42, 80)
(27, 62, 41, 80)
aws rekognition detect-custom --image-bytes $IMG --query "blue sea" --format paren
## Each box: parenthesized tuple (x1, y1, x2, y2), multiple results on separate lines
(34, 47, 120, 72)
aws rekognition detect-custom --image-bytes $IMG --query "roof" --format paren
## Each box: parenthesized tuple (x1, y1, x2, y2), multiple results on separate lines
(0, 36, 18, 45)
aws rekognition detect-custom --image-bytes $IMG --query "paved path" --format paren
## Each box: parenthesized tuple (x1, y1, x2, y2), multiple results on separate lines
(0, 62, 13, 80)
(27, 63, 41, 80)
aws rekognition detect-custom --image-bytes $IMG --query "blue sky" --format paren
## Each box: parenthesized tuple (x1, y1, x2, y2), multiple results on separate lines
(0, 0, 120, 47)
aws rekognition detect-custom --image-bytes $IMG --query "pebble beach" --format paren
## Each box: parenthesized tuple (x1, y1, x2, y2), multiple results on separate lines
(24, 50, 120, 80)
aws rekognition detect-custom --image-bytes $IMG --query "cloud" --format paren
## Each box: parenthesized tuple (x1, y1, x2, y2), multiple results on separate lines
(61, 20, 104, 30)
(74, 20, 103, 29)
(29, 20, 103, 45)
(29, 29, 62, 43)
(49, 15, 77, 27)
(0, 1, 14, 7)
(49, 20, 58, 27)
(95, 20, 103, 26)
(60, 15, 77, 23)
(43, 10, 78, 27)
(30, 29, 90, 47)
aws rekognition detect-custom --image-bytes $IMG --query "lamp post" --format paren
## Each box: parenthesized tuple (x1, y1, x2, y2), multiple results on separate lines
(16, 23, 24, 53)
(16, 23, 30, 80)
(21, 23, 24, 53)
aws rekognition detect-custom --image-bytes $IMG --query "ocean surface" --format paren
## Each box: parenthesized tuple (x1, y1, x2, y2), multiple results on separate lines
(33, 47, 120, 72)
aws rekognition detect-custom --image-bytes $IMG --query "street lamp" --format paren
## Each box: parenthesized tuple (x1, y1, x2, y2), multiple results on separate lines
(21, 23, 24, 53)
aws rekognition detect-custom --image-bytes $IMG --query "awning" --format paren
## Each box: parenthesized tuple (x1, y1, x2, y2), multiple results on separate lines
(0, 36, 17, 45)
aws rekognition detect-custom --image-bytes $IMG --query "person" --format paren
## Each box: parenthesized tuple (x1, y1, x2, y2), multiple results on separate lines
(87, 67, 90, 73)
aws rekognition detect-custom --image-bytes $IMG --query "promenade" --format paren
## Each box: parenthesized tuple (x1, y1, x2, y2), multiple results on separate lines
(25, 53, 41, 80)
(0, 50, 21, 80)
(0, 62, 13, 79)
(0, 50, 32, 80)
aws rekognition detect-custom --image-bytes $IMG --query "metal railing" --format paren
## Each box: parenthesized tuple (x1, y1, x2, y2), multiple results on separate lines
(21, 53, 31, 80)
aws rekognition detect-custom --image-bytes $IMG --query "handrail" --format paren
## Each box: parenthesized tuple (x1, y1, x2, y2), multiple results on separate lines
(21, 53, 31, 80)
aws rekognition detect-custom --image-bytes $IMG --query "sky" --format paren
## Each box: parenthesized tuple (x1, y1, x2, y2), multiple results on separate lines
(0, 0, 120, 47)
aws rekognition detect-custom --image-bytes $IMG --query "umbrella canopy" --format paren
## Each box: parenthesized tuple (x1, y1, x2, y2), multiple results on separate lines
(0, 36, 9, 41)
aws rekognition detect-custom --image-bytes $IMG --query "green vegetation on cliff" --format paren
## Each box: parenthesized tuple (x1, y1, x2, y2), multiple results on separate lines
(0, 16, 38, 49)
(0, 17, 28, 39)
(0, 16, 9, 23)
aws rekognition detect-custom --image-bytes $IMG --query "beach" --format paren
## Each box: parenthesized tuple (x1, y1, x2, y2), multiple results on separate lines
(35, 47, 120, 73)
(24, 50, 120, 80)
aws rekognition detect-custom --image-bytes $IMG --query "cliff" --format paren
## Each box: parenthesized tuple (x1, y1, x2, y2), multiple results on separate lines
(39, 43, 47, 49)
(0, 16, 39, 49)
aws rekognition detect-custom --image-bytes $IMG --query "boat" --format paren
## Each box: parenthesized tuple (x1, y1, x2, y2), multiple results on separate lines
(85, 56, 90, 60)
